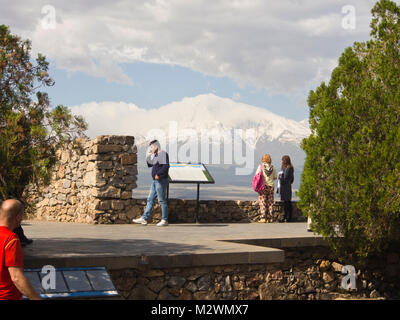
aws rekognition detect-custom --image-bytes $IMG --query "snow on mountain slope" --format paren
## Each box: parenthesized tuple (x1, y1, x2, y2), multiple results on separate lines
(71, 93, 310, 146)
(131, 93, 310, 146)
(70, 94, 311, 198)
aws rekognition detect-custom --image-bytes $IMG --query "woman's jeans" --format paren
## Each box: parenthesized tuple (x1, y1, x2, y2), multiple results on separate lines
(142, 178, 169, 221)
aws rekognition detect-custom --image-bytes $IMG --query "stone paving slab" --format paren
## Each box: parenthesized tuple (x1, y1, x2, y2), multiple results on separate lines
(21, 221, 326, 269)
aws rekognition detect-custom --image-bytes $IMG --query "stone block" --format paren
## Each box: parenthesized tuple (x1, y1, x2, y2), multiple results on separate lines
(185, 282, 198, 293)
(58, 165, 65, 179)
(87, 154, 111, 161)
(41, 198, 50, 207)
(197, 274, 211, 291)
(108, 135, 127, 145)
(92, 186, 121, 199)
(120, 153, 137, 166)
(56, 194, 66, 202)
(128, 285, 157, 300)
(96, 161, 114, 170)
(61, 151, 70, 163)
(158, 287, 175, 300)
(125, 136, 135, 146)
(111, 200, 125, 210)
(126, 206, 143, 219)
(145, 270, 165, 277)
(319, 260, 331, 271)
(125, 182, 137, 190)
(83, 170, 106, 187)
(331, 262, 343, 273)
(69, 196, 78, 205)
(121, 190, 132, 199)
(148, 279, 166, 293)
(238, 290, 259, 300)
(62, 180, 71, 189)
(167, 276, 186, 289)
(259, 282, 283, 300)
(122, 175, 137, 184)
(93, 144, 122, 154)
(94, 136, 109, 144)
(96, 200, 111, 210)
(179, 289, 193, 300)
(123, 165, 138, 176)
(322, 271, 335, 283)
(86, 161, 96, 172)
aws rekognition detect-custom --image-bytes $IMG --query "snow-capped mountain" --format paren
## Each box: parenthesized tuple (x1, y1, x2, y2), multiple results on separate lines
(71, 93, 310, 199)
(133, 93, 310, 147)
(131, 94, 310, 200)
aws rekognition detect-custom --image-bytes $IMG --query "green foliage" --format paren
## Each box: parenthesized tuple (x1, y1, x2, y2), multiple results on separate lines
(0, 25, 88, 201)
(298, 0, 400, 264)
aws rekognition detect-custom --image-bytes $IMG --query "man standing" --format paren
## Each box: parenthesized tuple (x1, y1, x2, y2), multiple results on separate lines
(0, 199, 42, 300)
(133, 140, 170, 226)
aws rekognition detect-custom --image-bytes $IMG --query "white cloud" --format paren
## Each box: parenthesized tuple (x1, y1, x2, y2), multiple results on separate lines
(299, 14, 343, 36)
(1, 0, 382, 93)
(232, 92, 241, 101)
(70, 93, 310, 145)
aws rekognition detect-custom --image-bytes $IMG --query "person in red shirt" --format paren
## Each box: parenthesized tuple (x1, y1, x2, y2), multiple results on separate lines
(0, 199, 42, 300)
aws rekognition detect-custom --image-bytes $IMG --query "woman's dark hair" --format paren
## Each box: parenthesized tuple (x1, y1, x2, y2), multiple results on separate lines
(281, 155, 293, 169)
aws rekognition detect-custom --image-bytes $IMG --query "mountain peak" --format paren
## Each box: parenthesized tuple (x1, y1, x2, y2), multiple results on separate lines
(149, 93, 310, 144)
(71, 93, 310, 146)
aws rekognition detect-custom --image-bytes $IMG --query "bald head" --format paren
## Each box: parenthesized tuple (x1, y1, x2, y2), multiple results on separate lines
(0, 199, 24, 221)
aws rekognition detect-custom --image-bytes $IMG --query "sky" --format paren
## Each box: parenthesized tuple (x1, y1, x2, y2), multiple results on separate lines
(0, 0, 393, 123)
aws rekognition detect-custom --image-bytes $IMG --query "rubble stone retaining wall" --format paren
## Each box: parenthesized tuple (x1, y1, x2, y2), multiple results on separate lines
(110, 246, 400, 300)
(133, 198, 303, 224)
(25, 135, 138, 224)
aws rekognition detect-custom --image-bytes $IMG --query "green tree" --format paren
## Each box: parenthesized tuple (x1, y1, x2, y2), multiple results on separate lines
(0, 25, 87, 201)
(298, 0, 400, 264)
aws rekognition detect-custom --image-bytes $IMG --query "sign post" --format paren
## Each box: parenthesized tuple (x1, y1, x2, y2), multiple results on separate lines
(167, 162, 215, 223)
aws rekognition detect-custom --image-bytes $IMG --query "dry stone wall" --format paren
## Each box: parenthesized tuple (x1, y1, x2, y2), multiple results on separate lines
(110, 247, 400, 300)
(134, 198, 304, 224)
(25, 135, 138, 224)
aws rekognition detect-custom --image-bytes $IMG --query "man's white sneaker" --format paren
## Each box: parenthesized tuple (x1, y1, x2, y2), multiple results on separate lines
(132, 217, 148, 225)
(156, 220, 168, 227)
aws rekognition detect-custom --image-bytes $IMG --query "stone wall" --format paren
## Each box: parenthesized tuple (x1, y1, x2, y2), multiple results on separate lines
(25, 134, 304, 224)
(133, 198, 304, 224)
(25, 135, 138, 224)
(110, 247, 400, 300)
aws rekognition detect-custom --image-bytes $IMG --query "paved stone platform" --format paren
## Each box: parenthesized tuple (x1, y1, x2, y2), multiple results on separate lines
(22, 221, 327, 270)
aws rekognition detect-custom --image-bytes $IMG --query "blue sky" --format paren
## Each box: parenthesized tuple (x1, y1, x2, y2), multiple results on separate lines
(2, 0, 384, 126)
(45, 60, 307, 121)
